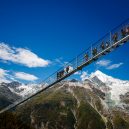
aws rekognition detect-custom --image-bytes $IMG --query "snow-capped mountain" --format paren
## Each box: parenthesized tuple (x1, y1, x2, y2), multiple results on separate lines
(0, 81, 45, 98)
(1, 70, 129, 108)
(15, 83, 44, 97)
(90, 70, 129, 105)
(2, 71, 129, 129)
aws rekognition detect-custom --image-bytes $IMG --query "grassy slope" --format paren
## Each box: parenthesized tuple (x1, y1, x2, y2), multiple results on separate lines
(15, 85, 107, 129)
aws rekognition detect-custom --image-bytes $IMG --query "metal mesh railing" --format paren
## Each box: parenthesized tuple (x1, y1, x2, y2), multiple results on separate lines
(0, 18, 129, 114)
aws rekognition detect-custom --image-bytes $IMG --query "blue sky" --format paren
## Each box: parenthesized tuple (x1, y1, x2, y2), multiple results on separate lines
(0, 0, 129, 83)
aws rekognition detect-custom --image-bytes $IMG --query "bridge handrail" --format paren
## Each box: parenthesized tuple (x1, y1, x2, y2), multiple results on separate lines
(0, 18, 129, 114)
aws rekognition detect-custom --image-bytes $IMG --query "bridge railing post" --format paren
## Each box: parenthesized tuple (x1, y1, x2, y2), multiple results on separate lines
(91, 44, 93, 59)
(110, 31, 112, 45)
(76, 56, 78, 69)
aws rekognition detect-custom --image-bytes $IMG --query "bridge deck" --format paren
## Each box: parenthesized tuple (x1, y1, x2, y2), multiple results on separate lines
(0, 19, 129, 114)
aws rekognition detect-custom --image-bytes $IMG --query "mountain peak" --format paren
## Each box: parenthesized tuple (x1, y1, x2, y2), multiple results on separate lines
(90, 70, 111, 83)
(90, 70, 129, 104)
(94, 70, 106, 75)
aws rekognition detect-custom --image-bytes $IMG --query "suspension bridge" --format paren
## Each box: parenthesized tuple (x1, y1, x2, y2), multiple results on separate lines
(0, 19, 129, 114)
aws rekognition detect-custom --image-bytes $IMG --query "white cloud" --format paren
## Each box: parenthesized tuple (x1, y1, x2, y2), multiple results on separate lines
(54, 57, 69, 67)
(14, 72, 38, 81)
(0, 68, 10, 83)
(74, 71, 81, 75)
(96, 59, 111, 67)
(96, 59, 123, 70)
(107, 63, 123, 70)
(0, 68, 7, 78)
(55, 57, 63, 63)
(0, 43, 51, 68)
(0, 67, 39, 83)
(80, 71, 89, 81)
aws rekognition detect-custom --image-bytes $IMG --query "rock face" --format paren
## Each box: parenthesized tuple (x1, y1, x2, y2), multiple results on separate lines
(0, 82, 21, 108)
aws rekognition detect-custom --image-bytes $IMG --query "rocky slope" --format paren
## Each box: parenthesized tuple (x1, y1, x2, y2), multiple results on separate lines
(89, 70, 129, 109)
(13, 80, 129, 129)
(0, 81, 45, 106)
(0, 82, 21, 108)
(6, 81, 44, 97)
(15, 81, 107, 129)
(1, 71, 129, 129)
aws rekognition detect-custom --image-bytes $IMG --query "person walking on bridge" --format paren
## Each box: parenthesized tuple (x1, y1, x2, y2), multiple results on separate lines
(84, 52, 89, 61)
(121, 28, 126, 38)
(112, 33, 118, 43)
(126, 26, 129, 36)
(66, 66, 70, 73)
(126, 26, 129, 40)
(92, 48, 97, 56)
(100, 42, 105, 50)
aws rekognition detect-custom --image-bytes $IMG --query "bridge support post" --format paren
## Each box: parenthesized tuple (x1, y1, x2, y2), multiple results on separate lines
(76, 56, 78, 68)
(110, 32, 112, 44)
(91, 44, 93, 59)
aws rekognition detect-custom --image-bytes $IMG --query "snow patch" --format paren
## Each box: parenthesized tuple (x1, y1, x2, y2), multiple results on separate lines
(90, 70, 129, 104)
